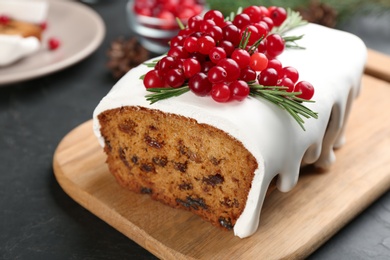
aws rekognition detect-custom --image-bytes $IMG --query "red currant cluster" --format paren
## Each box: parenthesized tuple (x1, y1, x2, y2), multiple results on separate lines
(143, 6, 314, 103)
(133, 0, 204, 28)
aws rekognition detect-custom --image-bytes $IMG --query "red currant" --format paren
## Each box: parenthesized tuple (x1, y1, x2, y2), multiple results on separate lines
(231, 49, 251, 69)
(168, 46, 189, 59)
(197, 35, 216, 55)
(266, 58, 283, 74)
(211, 83, 231, 102)
(157, 56, 177, 76)
(0, 15, 10, 25)
(268, 6, 287, 27)
(207, 66, 227, 83)
(233, 13, 251, 29)
(266, 34, 284, 58)
(188, 15, 203, 31)
(261, 16, 274, 31)
(203, 9, 225, 27)
(205, 25, 223, 42)
(218, 40, 235, 57)
(222, 24, 241, 46)
(280, 66, 299, 83)
(230, 80, 250, 101)
(250, 52, 268, 71)
(217, 58, 240, 82)
(239, 67, 257, 82)
(144, 70, 165, 89)
(295, 81, 315, 100)
(183, 36, 199, 53)
(165, 68, 186, 88)
(209, 47, 227, 64)
(188, 72, 212, 96)
(48, 37, 61, 50)
(277, 77, 295, 92)
(182, 58, 201, 78)
(258, 68, 278, 86)
(242, 6, 262, 23)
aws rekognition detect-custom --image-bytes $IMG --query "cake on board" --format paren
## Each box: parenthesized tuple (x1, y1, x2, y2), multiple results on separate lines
(93, 6, 366, 238)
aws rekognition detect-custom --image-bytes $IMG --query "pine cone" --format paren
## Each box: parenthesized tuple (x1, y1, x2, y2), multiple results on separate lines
(296, 0, 338, 28)
(107, 37, 150, 79)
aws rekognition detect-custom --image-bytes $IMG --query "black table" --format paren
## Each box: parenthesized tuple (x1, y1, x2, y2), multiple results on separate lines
(1, 1, 389, 259)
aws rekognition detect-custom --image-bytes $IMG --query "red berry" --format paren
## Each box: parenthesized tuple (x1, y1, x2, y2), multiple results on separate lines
(242, 6, 262, 23)
(207, 66, 227, 83)
(211, 83, 231, 102)
(157, 56, 177, 75)
(168, 46, 189, 59)
(230, 80, 250, 101)
(258, 68, 278, 86)
(249, 52, 268, 71)
(182, 58, 201, 78)
(209, 47, 226, 64)
(233, 13, 251, 29)
(0, 15, 10, 25)
(183, 36, 199, 53)
(241, 24, 260, 45)
(203, 9, 225, 27)
(217, 58, 240, 82)
(239, 67, 257, 82)
(231, 49, 251, 69)
(165, 68, 186, 88)
(205, 25, 223, 42)
(266, 34, 284, 58)
(277, 77, 295, 92)
(266, 58, 283, 74)
(268, 6, 287, 27)
(170, 35, 185, 47)
(188, 15, 203, 31)
(218, 40, 235, 57)
(295, 81, 315, 100)
(144, 70, 165, 89)
(48, 37, 61, 50)
(189, 72, 212, 96)
(280, 66, 299, 83)
(197, 35, 216, 55)
(261, 16, 274, 31)
(222, 24, 241, 46)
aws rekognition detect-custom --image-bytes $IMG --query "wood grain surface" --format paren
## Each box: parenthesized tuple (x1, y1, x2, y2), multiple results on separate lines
(53, 74, 390, 260)
(366, 49, 390, 82)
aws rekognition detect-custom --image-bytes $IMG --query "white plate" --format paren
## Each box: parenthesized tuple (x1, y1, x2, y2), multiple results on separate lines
(0, 0, 105, 85)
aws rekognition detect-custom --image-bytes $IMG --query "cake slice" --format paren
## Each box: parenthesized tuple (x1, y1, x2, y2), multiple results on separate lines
(93, 8, 366, 238)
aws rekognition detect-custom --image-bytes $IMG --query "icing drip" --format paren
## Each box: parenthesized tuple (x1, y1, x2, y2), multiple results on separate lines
(92, 24, 367, 238)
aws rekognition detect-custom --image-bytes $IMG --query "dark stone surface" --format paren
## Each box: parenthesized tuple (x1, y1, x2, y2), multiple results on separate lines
(1, 1, 389, 259)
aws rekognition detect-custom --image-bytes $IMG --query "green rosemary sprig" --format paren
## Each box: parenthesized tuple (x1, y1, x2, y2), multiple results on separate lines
(272, 8, 308, 36)
(249, 85, 318, 130)
(146, 86, 190, 104)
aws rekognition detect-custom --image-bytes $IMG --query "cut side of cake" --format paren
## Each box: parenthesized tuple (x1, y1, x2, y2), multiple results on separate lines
(93, 20, 366, 238)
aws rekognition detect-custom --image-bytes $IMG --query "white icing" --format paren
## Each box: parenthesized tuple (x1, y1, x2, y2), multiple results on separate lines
(0, 1, 48, 24)
(0, 35, 40, 66)
(92, 24, 366, 238)
(0, 1, 48, 66)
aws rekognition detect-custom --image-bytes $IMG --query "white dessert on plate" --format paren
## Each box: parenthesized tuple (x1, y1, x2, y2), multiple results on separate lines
(0, 1, 48, 66)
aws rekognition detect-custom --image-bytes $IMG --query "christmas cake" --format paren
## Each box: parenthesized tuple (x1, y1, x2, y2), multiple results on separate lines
(93, 7, 366, 238)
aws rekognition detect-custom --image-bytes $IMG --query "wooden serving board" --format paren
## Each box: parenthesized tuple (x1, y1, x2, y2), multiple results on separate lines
(53, 75, 390, 260)
(366, 49, 390, 82)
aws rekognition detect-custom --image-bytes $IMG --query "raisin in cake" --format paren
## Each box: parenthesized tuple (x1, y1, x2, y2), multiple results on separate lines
(93, 23, 366, 238)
